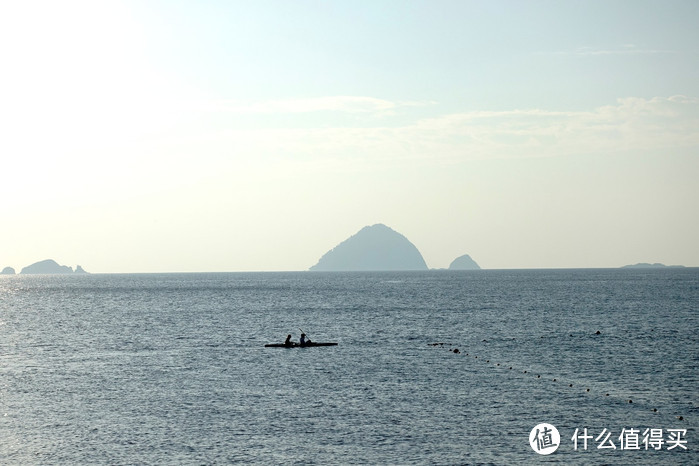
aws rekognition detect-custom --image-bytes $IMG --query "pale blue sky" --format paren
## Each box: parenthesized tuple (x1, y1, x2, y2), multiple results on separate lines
(1, 0, 698, 272)
(132, 0, 699, 108)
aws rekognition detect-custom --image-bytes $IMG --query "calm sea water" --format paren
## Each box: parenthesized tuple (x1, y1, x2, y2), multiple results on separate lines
(0, 269, 697, 465)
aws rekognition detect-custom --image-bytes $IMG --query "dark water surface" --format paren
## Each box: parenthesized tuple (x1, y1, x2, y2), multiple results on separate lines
(1, 269, 697, 464)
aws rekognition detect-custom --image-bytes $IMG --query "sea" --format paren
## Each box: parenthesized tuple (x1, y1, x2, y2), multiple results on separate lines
(0, 269, 697, 465)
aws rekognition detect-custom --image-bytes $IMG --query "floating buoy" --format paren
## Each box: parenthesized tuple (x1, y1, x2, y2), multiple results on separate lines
(629, 400, 633, 403)
(553, 379, 557, 382)
(569, 384, 573, 387)
(596, 330, 601, 335)
(653, 408, 657, 412)
(453, 348, 460, 354)
(537, 375, 540, 378)
(678, 416, 684, 421)
(586, 388, 590, 392)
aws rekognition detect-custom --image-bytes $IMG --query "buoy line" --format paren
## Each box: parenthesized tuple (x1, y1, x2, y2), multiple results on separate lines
(428, 341, 688, 423)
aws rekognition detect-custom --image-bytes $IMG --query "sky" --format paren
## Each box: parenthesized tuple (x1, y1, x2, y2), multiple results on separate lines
(1, 0, 698, 272)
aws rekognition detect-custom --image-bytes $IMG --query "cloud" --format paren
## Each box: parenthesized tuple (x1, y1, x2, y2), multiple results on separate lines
(545, 44, 679, 57)
(439, 96, 698, 157)
(199, 95, 699, 167)
(200, 96, 433, 115)
(11, 94, 694, 199)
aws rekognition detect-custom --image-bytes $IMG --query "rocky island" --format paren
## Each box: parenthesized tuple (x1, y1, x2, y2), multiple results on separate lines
(448, 254, 481, 270)
(20, 259, 88, 274)
(1, 266, 16, 275)
(310, 224, 428, 271)
(621, 263, 685, 269)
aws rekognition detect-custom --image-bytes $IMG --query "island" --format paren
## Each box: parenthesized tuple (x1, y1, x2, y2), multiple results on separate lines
(448, 254, 481, 270)
(20, 259, 88, 274)
(309, 224, 428, 271)
(1, 266, 15, 275)
(621, 263, 685, 269)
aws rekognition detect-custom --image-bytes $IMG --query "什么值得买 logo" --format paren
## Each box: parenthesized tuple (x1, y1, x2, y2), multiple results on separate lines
(529, 424, 687, 454)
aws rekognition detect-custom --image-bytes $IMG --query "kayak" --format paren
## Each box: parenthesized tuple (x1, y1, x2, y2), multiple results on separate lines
(264, 342, 338, 348)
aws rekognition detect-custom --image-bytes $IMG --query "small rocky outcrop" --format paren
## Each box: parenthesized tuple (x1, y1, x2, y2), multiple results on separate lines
(1, 266, 15, 275)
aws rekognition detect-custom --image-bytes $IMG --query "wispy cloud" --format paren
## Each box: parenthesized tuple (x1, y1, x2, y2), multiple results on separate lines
(544, 44, 679, 56)
(199, 96, 434, 115)
(166, 95, 699, 175)
(6, 95, 696, 208)
(406, 96, 699, 159)
(32, 95, 695, 185)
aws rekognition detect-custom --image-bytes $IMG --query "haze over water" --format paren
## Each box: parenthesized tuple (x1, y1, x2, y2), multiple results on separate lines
(2, 1, 698, 272)
(1, 269, 696, 464)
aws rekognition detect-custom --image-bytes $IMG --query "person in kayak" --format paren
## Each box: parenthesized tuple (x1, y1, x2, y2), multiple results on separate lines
(299, 333, 313, 346)
(284, 334, 293, 347)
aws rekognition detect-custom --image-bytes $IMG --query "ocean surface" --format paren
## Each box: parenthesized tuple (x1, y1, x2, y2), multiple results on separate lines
(0, 269, 697, 465)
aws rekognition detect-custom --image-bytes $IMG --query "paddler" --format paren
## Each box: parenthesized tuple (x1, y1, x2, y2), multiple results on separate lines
(299, 333, 313, 347)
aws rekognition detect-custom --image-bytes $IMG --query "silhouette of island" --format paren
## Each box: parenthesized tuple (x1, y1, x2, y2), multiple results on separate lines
(310, 224, 428, 271)
(448, 254, 481, 270)
(621, 263, 685, 269)
(20, 259, 88, 274)
(1, 266, 15, 275)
